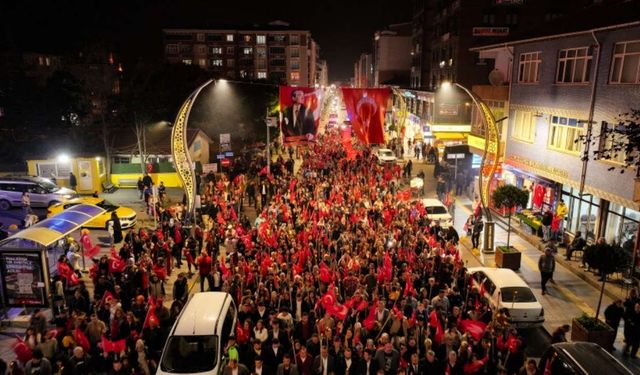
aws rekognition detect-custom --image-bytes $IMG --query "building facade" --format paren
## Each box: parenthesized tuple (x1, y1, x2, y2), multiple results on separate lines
(353, 53, 373, 88)
(374, 23, 412, 87)
(163, 23, 319, 86)
(474, 21, 640, 272)
(317, 60, 329, 87)
(410, 0, 599, 91)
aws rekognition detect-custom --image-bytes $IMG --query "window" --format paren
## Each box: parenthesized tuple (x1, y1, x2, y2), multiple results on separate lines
(257, 35, 266, 44)
(160, 335, 218, 373)
(271, 59, 286, 67)
(290, 59, 300, 70)
(210, 47, 222, 55)
(206, 34, 223, 42)
(483, 13, 496, 25)
(197, 58, 206, 67)
(244, 35, 252, 43)
(256, 60, 266, 69)
(290, 34, 300, 45)
(548, 115, 585, 153)
(605, 202, 640, 247)
(45, 57, 51, 66)
(112, 156, 130, 164)
(196, 33, 205, 42)
(562, 186, 599, 242)
(210, 59, 223, 67)
(226, 46, 235, 55)
(226, 34, 234, 42)
(290, 71, 300, 81)
(226, 59, 235, 67)
(290, 47, 300, 58)
(273, 35, 286, 42)
(505, 13, 518, 25)
(243, 47, 253, 55)
(182, 59, 192, 65)
(257, 71, 267, 79)
(166, 44, 178, 54)
(518, 52, 541, 83)
(556, 47, 592, 84)
(257, 47, 267, 58)
(599, 121, 631, 164)
(610, 41, 640, 84)
(511, 110, 536, 142)
(270, 47, 285, 55)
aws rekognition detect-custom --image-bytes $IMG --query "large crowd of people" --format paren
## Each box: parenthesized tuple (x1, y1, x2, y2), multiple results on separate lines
(6, 129, 636, 375)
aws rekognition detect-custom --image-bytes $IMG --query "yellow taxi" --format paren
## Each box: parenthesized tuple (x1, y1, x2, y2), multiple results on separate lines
(47, 197, 137, 229)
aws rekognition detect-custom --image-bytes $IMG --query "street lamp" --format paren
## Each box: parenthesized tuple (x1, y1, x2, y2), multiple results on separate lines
(440, 81, 501, 253)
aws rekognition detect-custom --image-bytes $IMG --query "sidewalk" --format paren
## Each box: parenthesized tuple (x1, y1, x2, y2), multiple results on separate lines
(452, 197, 640, 372)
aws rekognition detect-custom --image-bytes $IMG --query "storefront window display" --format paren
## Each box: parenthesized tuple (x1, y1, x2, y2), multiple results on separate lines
(605, 202, 639, 249)
(562, 186, 599, 242)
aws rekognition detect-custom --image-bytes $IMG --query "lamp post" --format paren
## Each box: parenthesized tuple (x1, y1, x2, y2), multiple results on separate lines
(171, 79, 215, 228)
(440, 81, 501, 253)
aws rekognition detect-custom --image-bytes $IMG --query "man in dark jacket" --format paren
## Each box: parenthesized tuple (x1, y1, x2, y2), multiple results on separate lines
(566, 231, 587, 261)
(312, 345, 335, 375)
(623, 302, 640, 358)
(605, 299, 625, 345)
(373, 343, 399, 375)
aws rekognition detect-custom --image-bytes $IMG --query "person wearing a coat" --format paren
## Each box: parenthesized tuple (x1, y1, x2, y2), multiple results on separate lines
(276, 354, 299, 375)
(312, 346, 335, 375)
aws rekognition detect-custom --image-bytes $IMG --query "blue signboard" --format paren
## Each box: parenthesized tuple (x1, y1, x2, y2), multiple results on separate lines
(225, 151, 234, 157)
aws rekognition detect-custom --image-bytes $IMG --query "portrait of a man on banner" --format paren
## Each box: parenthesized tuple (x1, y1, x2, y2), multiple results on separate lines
(279, 86, 322, 144)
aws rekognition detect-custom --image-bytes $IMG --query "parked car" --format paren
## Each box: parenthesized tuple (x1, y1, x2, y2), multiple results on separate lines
(0, 176, 77, 210)
(48, 197, 137, 229)
(376, 148, 397, 164)
(538, 342, 633, 375)
(468, 267, 545, 328)
(420, 198, 453, 227)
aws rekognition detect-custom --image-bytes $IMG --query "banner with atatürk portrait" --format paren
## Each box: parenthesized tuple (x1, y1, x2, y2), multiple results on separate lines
(341, 88, 390, 145)
(279, 86, 323, 144)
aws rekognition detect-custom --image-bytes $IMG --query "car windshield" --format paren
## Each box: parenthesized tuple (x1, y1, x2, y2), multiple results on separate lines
(501, 287, 537, 303)
(38, 180, 59, 192)
(160, 335, 218, 373)
(426, 206, 448, 215)
(96, 200, 118, 211)
(380, 151, 394, 157)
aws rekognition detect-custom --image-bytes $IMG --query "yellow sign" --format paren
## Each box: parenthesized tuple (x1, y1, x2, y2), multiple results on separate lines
(468, 134, 498, 154)
(507, 155, 569, 178)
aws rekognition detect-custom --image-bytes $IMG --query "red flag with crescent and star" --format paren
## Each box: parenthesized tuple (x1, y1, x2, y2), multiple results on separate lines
(340, 88, 390, 145)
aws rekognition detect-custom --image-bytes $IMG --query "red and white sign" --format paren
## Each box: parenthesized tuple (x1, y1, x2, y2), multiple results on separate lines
(341, 88, 390, 145)
(221, 159, 231, 167)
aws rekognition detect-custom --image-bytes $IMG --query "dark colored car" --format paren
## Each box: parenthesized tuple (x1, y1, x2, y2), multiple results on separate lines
(538, 342, 633, 375)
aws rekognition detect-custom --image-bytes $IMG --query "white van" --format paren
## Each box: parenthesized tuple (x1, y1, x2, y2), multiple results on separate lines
(158, 292, 237, 375)
(0, 176, 77, 210)
(468, 267, 544, 328)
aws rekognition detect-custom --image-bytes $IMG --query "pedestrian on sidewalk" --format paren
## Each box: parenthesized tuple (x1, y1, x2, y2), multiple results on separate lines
(197, 250, 212, 292)
(541, 209, 553, 242)
(538, 247, 555, 295)
(623, 302, 640, 358)
(605, 299, 624, 347)
(471, 218, 483, 250)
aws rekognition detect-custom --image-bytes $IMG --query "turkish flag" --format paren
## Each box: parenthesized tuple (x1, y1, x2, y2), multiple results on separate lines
(102, 336, 126, 353)
(341, 88, 390, 144)
(459, 319, 487, 341)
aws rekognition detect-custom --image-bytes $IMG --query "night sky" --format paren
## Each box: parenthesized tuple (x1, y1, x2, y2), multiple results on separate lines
(0, 0, 412, 81)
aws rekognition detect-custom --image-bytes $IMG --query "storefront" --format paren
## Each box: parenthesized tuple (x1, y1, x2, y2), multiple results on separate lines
(502, 165, 558, 212)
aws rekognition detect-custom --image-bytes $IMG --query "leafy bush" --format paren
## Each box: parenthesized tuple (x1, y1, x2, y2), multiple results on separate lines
(575, 314, 611, 331)
(497, 246, 518, 253)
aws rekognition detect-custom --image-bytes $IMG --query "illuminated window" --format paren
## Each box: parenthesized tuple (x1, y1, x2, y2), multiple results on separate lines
(257, 35, 266, 44)
(38, 56, 44, 65)
(198, 46, 206, 54)
(196, 33, 205, 42)
(610, 41, 640, 84)
(290, 34, 300, 45)
(166, 44, 178, 54)
(198, 58, 206, 67)
(290, 71, 300, 81)
(518, 51, 541, 83)
(210, 47, 222, 55)
(290, 59, 300, 70)
(244, 35, 252, 43)
(548, 116, 585, 154)
(556, 47, 592, 84)
(257, 71, 267, 79)
(243, 47, 253, 55)
(256, 47, 267, 58)
(226, 34, 234, 42)
(210, 59, 223, 67)
(511, 110, 536, 143)
(182, 59, 192, 65)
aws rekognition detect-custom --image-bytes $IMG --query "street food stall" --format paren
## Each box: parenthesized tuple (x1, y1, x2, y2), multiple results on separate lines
(0, 204, 105, 308)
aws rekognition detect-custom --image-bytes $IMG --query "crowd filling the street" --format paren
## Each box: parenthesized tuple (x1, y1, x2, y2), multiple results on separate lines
(2, 127, 638, 375)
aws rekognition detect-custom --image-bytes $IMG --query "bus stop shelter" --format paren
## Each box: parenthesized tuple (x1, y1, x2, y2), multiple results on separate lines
(0, 204, 105, 308)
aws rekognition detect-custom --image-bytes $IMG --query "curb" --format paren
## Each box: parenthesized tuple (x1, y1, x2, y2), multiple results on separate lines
(489, 213, 624, 301)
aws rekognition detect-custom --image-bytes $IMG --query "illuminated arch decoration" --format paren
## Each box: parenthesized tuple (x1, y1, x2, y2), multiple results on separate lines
(171, 79, 214, 215)
(453, 84, 500, 221)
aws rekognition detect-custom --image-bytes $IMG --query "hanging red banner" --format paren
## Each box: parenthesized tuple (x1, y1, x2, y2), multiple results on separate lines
(341, 88, 390, 145)
(279, 86, 323, 144)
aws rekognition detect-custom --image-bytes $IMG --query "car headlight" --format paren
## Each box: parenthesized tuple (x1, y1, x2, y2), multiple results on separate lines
(63, 194, 73, 199)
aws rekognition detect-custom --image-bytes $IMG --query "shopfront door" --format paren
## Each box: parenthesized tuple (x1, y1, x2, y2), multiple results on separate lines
(77, 160, 93, 191)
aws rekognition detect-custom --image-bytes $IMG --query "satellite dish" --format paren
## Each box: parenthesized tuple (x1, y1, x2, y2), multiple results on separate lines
(488, 69, 505, 86)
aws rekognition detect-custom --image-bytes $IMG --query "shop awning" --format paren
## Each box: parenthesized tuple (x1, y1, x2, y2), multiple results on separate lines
(433, 132, 468, 140)
(1, 204, 105, 248)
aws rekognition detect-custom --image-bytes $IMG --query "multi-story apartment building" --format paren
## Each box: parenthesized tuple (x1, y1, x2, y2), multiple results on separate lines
(472, 6, 640, 270)
(163, 22, 319, 87)
(353, 53, 373, 88)
(317, 60, 329, 87)
(373, 23, 412, 87)
(410, 0, 600, 91)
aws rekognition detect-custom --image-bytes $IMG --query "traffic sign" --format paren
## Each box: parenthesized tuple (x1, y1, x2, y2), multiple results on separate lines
(221, 159, 231, 167)
(225, 151, 234, 157)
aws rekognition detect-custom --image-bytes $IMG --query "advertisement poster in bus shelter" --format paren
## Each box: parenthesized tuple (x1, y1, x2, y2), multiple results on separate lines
(279, 86, 323, 144)
(0, 251, 48, 307)
(341, 88, 390, 145)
